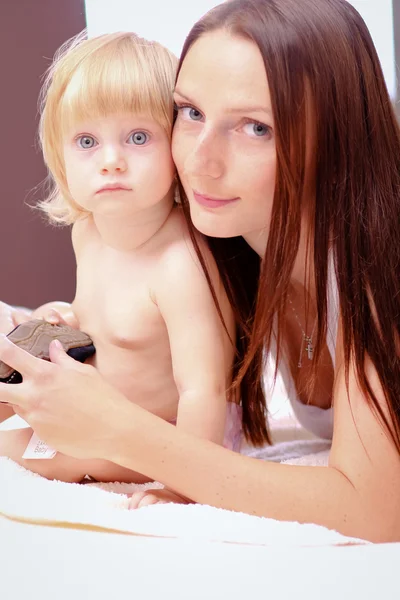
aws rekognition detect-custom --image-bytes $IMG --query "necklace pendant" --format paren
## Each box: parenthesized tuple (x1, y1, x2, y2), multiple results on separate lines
(305, 336, 313, 360)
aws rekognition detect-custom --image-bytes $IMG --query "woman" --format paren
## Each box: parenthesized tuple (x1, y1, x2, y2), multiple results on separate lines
(1, 0, 399, 542)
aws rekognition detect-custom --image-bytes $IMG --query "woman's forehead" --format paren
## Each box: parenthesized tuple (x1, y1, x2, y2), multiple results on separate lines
(176, 31, 272, 116)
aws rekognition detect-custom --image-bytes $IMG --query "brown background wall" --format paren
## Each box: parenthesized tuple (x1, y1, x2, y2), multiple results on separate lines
(0, 2, 398, 307)
(0, 0, 86, 307)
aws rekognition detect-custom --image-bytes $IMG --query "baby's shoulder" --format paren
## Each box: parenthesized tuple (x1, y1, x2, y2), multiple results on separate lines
(158, 207, 214, 275)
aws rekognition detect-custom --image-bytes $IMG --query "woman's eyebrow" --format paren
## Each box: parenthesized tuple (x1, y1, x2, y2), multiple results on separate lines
(226, 105, 272, 116)
(173, 88, 271, 117)
(173, 89, 193, 101)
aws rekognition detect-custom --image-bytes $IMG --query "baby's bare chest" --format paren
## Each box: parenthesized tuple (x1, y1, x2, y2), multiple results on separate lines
(73, 251, 164, 348)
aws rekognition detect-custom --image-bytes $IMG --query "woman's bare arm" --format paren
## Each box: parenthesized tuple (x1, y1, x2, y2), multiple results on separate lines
(0, 330, 399, 542)
(109, 361, 400, 543)
(97, 325, 400, 542)
(0, 301, 32, 422)
(0, 300, 75, 422)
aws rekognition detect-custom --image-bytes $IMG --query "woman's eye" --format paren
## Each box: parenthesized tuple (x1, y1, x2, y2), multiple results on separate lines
(187, 107, 203, 121)
(76, 135, 97, 149)
(128, 131, 148, 145)
(243, 122, 271, 138)
(178, 106, 203, 121)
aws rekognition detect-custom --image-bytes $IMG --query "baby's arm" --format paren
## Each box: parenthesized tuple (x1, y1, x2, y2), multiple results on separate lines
(25, 220, 82, 327)
(129, 240, 235, 509)
(0, 301, 32, 334)
(155, 241, 234, 445)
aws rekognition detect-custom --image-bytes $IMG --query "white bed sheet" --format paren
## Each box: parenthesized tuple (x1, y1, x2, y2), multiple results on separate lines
(1, 515, 399, 600)
(1, 408, 399, 599)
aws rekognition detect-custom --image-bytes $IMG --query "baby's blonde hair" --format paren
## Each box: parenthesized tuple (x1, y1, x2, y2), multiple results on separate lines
(38, 31, 177, 224)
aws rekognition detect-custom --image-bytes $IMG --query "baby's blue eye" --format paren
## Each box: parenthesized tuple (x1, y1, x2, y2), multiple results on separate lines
(77, 135, 97, 149)
(128, 131, 148, 145)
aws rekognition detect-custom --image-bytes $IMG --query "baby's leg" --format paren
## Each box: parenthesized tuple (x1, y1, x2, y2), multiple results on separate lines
(0, 428, 151, 484)
(77, 461, 151, 484)
(0, 428, 87, 482)
(0, 404, 14, 424)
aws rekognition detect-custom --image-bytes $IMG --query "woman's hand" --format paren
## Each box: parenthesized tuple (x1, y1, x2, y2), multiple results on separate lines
(0, 301, 32, 334)
(0, 334, 133, 460)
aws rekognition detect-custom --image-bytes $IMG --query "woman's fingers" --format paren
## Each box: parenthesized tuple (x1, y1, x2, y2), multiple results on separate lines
(0, 380, 28, 408)
(48, 339, 85, 369)
(0, 334, 48, 381)
(0, 333, 124, 462)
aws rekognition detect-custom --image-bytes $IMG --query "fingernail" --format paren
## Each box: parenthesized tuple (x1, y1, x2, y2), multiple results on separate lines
(53, 340, 63, 349)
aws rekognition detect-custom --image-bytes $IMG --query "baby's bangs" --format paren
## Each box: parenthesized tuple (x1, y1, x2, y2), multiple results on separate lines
(60, 41, 174, 132)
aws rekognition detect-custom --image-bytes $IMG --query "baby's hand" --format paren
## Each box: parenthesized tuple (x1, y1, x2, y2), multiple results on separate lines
(0, 301, 32, 334)
(128, 488, 191, 510)
(31, 302, 79, 329)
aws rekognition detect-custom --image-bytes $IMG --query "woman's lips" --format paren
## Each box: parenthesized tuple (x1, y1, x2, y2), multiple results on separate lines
(193, 190, 240, 209)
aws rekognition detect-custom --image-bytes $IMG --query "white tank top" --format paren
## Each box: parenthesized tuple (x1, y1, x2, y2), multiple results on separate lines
(265, 258, 338, 440)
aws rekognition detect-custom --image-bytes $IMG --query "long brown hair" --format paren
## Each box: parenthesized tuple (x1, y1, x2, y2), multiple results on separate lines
(176, 0, 400, 449)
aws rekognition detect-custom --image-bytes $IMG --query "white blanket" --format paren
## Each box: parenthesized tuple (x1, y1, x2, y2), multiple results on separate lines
(0, 455, 363, 546)
(0, 413, 366, 547)
(3, 402, 400, 600)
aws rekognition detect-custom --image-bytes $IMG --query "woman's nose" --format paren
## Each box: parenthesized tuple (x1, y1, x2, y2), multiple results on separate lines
(185, 128, 225, 180)
(100, 146, 127, 174)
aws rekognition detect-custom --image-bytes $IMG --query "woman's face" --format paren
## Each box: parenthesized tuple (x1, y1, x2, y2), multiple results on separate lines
(172, 30, 276, 251)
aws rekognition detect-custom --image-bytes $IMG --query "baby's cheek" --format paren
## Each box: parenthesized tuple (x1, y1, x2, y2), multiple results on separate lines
(152, 154, 175, 190)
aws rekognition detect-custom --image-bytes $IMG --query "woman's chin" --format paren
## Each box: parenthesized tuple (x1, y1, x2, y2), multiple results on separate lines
(190, 208, 240, 239)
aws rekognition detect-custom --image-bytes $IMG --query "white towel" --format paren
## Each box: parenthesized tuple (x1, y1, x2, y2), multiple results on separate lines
(0, 412, 368, 546)
(0, 450, 366, 547)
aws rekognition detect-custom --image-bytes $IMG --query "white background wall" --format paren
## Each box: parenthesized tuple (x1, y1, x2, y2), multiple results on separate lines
(349, 0, 395, 97)
(85, 0, 396, 98)
(85, 0, 219, 55)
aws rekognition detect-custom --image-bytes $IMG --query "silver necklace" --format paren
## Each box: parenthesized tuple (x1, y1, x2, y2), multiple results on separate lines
(288, 296, 317, 368)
